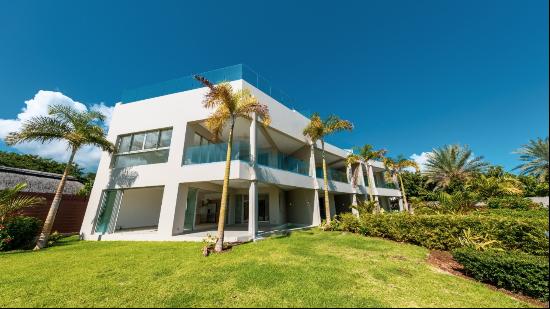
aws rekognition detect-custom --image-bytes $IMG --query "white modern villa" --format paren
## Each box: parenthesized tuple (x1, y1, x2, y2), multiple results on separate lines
(80, 64, 403, 242)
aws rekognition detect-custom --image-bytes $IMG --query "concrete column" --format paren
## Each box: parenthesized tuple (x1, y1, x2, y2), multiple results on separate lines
(249, 112, 258, 239)
(249, 182, 258, 238)
(309, 143, 322, 226)
(366, 162, 379, 198)
(312, 189, 321, 226)
(157, 182, 183, 236)
(351, 193, 359, 217)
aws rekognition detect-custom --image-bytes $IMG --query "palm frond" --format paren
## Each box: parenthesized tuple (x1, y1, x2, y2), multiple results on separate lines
(4, 116, 69, 145)
(0, 183, 45, 222)
(514, 137, 549, 181)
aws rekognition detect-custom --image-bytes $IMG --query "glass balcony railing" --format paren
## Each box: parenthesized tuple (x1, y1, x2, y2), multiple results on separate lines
(183, 141, 250, 165)
(257, 149, 309, 176)
(182, 142, 309, 176)
(316, 167, 349, 183)
(122, 64, 294, 106)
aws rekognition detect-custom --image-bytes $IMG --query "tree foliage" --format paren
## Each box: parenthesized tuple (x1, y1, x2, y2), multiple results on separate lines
(0, 151, 84, 180)
(514, 137, 549, 182)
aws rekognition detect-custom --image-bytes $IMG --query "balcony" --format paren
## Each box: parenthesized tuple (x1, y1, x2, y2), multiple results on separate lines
(257, 149, 310, 176)
(316, 167, 348, 183)
(183, 142, 309, 176)
(122, 64, 294, 107)
(183, 141, 250, 165)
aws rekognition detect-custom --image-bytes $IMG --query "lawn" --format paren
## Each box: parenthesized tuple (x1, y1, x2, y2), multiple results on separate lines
(0, 230, 532, 308)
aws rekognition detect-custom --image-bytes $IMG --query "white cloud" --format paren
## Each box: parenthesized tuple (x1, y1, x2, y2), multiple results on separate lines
(409, 152, 432, 171)
(0, 90, 116, 171)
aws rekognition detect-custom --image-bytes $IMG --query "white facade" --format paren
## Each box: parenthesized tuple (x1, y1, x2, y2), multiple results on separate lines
(80, 65, 402, 242)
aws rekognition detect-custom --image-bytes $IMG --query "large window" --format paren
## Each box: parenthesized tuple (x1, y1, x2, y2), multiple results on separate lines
(113, 128, 173, 168)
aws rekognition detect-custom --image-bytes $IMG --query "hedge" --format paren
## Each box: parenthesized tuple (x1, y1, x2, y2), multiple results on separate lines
(453, 248, 549, 301)
(331, 213, 548, 256)
(0, 216, 42, 251)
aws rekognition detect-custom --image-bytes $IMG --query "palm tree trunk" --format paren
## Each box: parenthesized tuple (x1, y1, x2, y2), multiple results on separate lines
(214, 119, 235, 252)
(34, 147, 77, 250)
(398, 173, 412, 214)
(321, 140, 331, 225)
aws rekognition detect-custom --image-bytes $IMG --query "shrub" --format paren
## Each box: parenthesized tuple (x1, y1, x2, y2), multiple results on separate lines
(487, 196, 538, 210)
(0, 216, 41, 251)
(453, 248, 549, 301)
(351, 200, 376, 214)
(356, 213, 548, 256)
(327, 213, 361, 233)
(474, 208, 549, 220)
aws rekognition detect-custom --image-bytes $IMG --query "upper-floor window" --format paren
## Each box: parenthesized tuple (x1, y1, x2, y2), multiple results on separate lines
(112, 128, 173, 168)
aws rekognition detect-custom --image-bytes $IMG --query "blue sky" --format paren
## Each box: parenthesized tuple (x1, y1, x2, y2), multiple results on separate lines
(0, 0, 548, 171)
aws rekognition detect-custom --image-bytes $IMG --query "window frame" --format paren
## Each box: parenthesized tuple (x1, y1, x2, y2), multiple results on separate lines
(112, 127, 173, 168)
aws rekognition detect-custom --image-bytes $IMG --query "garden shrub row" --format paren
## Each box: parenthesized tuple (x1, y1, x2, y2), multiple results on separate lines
(486, 196, 540, 210)
(330, 213, 549, 256)
(453, 248, 549, 301)
(0, 216, 41, 251)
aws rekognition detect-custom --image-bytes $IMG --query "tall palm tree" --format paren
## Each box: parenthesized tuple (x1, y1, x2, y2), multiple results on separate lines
(424, 144, 488, 190)
(5, 104, 114, 250)
(195, 76, 270, 252)
(384, 156, 419, 213)
(514, 137, 549, 182)
(0, 183, 44, 223)
(303, 113, 353, 224)
(349, 144, 386, 212)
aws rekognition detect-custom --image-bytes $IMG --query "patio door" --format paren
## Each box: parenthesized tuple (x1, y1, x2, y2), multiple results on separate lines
(94, 190, 123, 234)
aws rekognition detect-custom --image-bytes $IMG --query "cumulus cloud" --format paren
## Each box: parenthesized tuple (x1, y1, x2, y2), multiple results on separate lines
(409, 152, 432, 171)
(0, 90, 116, 171)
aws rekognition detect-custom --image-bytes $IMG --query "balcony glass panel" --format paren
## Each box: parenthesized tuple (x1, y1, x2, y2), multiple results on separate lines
(183, 141, 250, 165)
(316, 167, 349, 183)
(121, 64, 294, 106)
(256, 148, 309, 176)
(183, 143, 309, 176)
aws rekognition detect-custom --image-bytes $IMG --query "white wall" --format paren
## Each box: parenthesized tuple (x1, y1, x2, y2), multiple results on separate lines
(286, 189, 315, 225)
(115, 186, 164, 229)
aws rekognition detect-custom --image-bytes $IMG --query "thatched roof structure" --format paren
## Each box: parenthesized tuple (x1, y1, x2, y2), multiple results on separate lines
(0, 166, 84, 195)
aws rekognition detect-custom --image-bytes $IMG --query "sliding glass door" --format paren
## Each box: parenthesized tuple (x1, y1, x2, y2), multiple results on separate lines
(95, 190, 123, 234)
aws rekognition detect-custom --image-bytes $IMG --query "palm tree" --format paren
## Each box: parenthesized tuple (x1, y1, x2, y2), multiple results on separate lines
(424, 144, 488, 190)
(0, 183, 44, 223)
(195, 76, 270, 252)
(514, 137, 549, 182)
(384, 156, 419, 213)
(303, 113, 353, 225)
(349, 144, 386, 212)
(5, 104, 114, 250)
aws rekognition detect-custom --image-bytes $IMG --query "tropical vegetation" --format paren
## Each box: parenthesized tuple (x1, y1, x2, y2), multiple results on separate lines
(346, 144, 385, 213)
(5, 104, 114, 249)
(195, 75, 270, 252)
(514, 137, 549, 182)
(0, 183, 44, 251)
(383, 155, 419, 213)
(303, 113, 352, 224)
(0, 183, 43, 223)
(423, 144, 488, 190)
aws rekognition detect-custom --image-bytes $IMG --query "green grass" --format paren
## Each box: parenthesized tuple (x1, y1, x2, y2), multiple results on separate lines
(0, 230, 532, 307)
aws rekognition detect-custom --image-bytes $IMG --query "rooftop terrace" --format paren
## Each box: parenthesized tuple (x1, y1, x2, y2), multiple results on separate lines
(121, 64, 295, 107)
